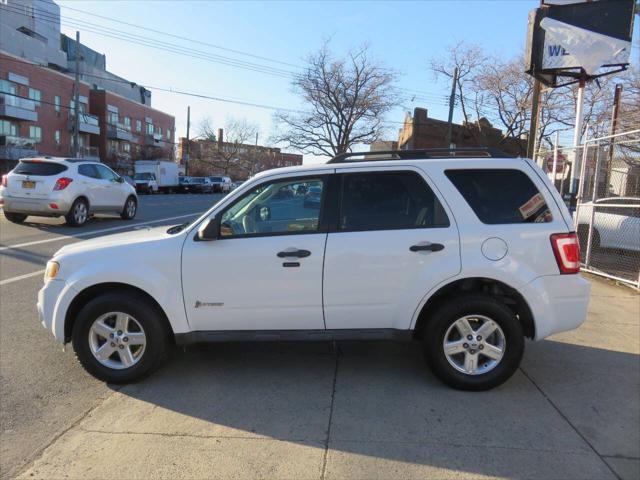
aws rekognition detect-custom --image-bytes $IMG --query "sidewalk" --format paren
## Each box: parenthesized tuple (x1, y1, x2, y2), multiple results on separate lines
(18, 275, 640, 480)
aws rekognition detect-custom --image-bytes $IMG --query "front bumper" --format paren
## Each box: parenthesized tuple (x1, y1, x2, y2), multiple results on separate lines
(1, 194, 71, 216)
(38, 279, 77, 342)
(522, 274, 591, 340)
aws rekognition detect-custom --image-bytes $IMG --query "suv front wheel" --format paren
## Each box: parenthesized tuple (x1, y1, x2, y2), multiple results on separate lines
(72, 292, 169, 383)
(423, 295, 524, 391)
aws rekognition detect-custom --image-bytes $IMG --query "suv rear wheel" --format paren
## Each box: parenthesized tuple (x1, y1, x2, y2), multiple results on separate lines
(3, 212, 28, 224)
(423, 295, 524, 391)
(121, 196, 137, 220)
(66, 198, 89, 227)
(72, 292, 169, 383)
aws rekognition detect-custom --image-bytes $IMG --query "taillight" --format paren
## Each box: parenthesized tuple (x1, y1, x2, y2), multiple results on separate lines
(1, 174, 7, 188)
(550, 233, 581, 274)
(53, 177, 73, 191)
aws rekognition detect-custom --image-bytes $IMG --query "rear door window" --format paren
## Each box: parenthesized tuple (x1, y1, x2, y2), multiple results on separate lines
(445, 169, 553, 224)
(78, 164, 100, 179)
(339, 171, 450, 231)
(13, 161, 67, 176)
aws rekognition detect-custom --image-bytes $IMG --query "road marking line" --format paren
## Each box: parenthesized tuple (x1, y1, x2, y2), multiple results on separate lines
(0, 270, 45, 286)
(0, 212, 204, 252)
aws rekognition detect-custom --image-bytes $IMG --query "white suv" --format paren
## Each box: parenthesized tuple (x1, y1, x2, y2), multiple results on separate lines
(1, 157, 138, 227)
(37, 149, 590, 390)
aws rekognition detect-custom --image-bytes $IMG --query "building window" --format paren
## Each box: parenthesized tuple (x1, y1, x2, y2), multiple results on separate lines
(0, 120, 18, 136)
(123, 142, 131, 153)
(0, 80, 17, 95)
(28, 88, 41, 106)
(146, 123, 154, 135)
(54, 130, 61, 144)
(108, 112, 119, 125)
(166, 129, 171, 141)
(123, 116, 131, 130)
(157, 126, 162, 136)
(136, 120, 142, 132)
(69, 99, 86, 114)
(29, 125, 42, 142)
(54, 95, 61, 112)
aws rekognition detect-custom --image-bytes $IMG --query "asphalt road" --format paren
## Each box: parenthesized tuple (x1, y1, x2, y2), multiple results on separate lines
(0, 193, 224, 479)
(1, 193, 639, 480)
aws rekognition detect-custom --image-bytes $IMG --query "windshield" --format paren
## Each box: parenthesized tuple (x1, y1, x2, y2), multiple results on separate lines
(191, 178, 205, 184)
(134, 172, 155, 180)
(209, 177, 223, 182)
(14, 161, 68, 176)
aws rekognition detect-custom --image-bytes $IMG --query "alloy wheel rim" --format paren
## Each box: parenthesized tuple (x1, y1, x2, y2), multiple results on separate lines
(127, 199, 136, 217)
(442, 315, 505, 376)
(88, 312, 146, 370)
(74, 203, 87, 224)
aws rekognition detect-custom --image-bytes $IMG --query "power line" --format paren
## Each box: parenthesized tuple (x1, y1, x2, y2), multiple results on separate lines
(26, 1, 449, 104)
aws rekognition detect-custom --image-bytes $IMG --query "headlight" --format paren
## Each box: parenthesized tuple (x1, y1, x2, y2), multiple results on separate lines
(44, 261, 59, 282)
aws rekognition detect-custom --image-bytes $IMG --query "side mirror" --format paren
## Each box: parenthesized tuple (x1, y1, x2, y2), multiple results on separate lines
(195, 216, 220, 241)
(116, 176, 124, 183)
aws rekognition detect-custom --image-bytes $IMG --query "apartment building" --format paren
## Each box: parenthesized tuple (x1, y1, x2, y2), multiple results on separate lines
(89, 90, 174, 173)
(0, 0, 175, 174)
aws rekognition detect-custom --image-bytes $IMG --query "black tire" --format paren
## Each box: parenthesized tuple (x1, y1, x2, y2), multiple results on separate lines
(65, 198, 89, 227)
(3, 212, 28, 224)
(72, 292, 169, 383)
(120, 195, 137, 220)
(423, 294, 524, 391)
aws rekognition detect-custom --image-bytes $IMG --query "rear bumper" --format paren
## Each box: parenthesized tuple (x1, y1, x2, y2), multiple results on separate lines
(522, 274, 591, 340)
(1, 193, 70, 216)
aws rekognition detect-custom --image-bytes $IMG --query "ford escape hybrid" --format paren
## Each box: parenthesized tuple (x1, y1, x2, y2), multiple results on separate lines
(37, 148, 590, 390)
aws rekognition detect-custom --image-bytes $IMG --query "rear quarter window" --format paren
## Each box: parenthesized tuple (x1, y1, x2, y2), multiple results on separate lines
(13, 161, 67, 176)
(445, 169, 553, 224)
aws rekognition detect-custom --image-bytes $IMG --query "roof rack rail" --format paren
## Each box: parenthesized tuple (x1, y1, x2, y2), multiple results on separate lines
(327, 147, 513, 164)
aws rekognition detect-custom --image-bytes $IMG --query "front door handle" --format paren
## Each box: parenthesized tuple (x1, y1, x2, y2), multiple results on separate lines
(410, 243, 445, 252)
(277, 249, 311, 258)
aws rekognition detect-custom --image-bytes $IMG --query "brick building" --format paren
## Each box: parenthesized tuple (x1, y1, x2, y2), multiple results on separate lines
(89, 90, 174, 174)
(395, 107, 527, 156)
(177, 134, 303, 180)
(0, 0, 175, 174)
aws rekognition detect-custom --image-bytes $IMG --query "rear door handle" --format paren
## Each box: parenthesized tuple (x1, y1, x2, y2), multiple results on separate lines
(277, 249, 311, 258)
(410, 243, 445, 252)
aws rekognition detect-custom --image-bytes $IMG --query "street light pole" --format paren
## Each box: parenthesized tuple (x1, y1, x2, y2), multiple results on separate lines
(73, 31, 81, 158)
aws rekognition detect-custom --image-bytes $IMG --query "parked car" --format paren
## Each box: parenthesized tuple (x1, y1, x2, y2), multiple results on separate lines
(575, 197, 640, 252)
(1, 157, 137, 227)
(38, 149, 589, 390)
(177, 176, 192, 193)
(303, 186, 322, 208)
(208, 176, 232, 193)
(188, 177, 212, 194)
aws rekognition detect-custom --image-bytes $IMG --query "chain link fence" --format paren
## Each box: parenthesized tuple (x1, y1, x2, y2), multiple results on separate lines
(536, 129, 640, 288)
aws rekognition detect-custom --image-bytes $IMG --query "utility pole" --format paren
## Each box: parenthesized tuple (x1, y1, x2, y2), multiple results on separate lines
(445, 67, 458, 149)
(526, 79, 541, 159)
(185, 106, 190, 176)
(605, 84, 622, 190)
(569, 77, 586, 195)
(73, 31, 81, 158)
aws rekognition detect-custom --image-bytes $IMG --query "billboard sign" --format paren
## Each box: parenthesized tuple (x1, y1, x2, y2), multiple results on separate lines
(525, 0, 635, 86)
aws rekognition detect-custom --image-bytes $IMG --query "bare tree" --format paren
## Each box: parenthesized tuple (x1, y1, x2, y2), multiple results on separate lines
(431, 41, 488, 124)
(196, 117, 259, 175)
(273, 42, 397, 157)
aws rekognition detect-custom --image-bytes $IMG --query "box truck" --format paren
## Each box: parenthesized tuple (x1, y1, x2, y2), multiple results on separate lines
(134, 160, 179, 194)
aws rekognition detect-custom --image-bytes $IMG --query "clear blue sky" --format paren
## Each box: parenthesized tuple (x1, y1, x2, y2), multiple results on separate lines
(58, 0, 540, 160)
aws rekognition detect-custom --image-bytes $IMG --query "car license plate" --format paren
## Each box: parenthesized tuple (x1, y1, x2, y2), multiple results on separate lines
(22, 180, 36, 189)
